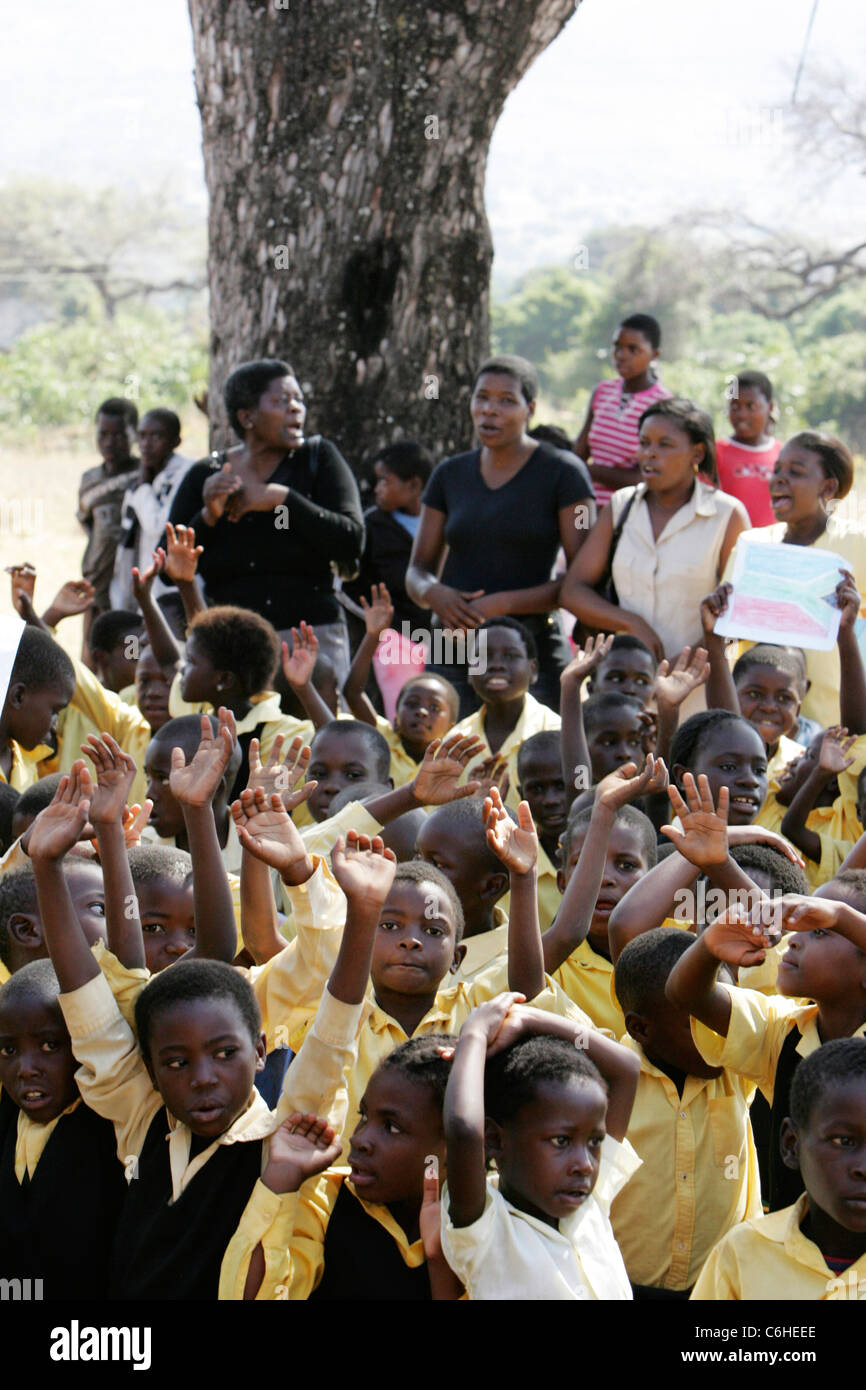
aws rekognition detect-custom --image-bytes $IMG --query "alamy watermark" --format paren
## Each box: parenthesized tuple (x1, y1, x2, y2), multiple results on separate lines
(377, 623, 488, 672)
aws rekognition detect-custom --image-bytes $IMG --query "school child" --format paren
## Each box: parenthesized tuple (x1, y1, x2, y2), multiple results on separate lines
(452, 618, 561, 811)
(88, 610, 144, 696)
(515, 731, 570, 932)
(342, 582, 459, 787)
(133, 642, 176, 734)
(32, 759, 397, 1299)
(692, 1037, 866, 1299)
(0, 627, 75, 792)
(542, 759, 664, 1036)
(666, 838, 866, 1212)
(573, 312, 671, 508)
(303, 720, 395, 825)
(0, 960, 129, 1298)
(8, 775, 62, 845)
(415, 797, 511, 978)
(77, 397, 140, 622)
(585, 633, 658, 702)
(441, 994, 641, 1299)
(110, 408, 194, 613)
(610, 928, 762, 1296)
(0, 857, 106, 986)
(144, 714, 243, 870)
(777, 726, 866, 887)
(222, 1035, 461, 1300)
(715, 370, 781, 527)
(345, 441, 434, 633)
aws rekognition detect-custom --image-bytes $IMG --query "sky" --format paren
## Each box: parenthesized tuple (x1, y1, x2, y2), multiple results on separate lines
(1, 0, 863, 285)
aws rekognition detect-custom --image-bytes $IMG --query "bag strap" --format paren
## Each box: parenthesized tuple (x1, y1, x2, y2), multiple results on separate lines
(608, 489, 637, 568)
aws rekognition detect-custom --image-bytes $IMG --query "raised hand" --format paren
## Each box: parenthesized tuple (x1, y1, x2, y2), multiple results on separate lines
(122, 800, 153, 848)
(484, 789, 538, 876)
(818, 725, 857, 775)
(836, 570, 861, 632)
(700, 583, 732, 636)
(26, 762, 93, 862)
(262, 1113, 343, 1195)
(661, 773, 729, 868)
(169, 709, 237, 808)
(280, 623, 319, 689)
(162, 522, 203, 584)
(246, 734, 314, 813)
(131, 550, 165, 606)
(231, 786, 310, 881)
(7, 563, 36, 618)
(462, 992, 527, 1046)
(655, 646, 710, 709)
(560, 632, 615, 686)
(471, 754, 511, 804)
(81, 732, 137, 825)
(726, 824, 805, 866)
(595, 754, 668, 812)
(47, 579, 95, 621)
(775, 893, 841, 935)
(411, 733, 486, 806)
(702, 904, 780, 968)
(360, 583, 394, 638)
(330, 831, 397, 911)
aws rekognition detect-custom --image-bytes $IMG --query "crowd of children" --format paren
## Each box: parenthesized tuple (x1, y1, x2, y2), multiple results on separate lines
(1, 321, 866, 1306)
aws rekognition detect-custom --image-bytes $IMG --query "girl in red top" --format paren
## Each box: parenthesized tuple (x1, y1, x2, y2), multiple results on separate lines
(715, 370, 781, 526)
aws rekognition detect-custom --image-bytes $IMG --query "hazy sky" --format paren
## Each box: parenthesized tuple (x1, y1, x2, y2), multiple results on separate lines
(1, 0, 861, 283)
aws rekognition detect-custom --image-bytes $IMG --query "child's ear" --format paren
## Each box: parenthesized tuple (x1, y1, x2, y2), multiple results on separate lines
(671, 762, 687, 792)
(779, 1117, 801, 1172)
(479, 871, 509, 905)
(7, 681, 26, 710)
(529, 658, 539, 684)
(485, 1117, 503, 1161)
(8, 913, 43, 952)
(450, 941, 467, 974)
(255, 1034, 267, 1073)
(624, 1010, 649, 1047)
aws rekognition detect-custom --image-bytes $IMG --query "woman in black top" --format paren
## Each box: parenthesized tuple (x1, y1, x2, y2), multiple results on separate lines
(406, 355, 596, 714)
(168, 359, 364, 681)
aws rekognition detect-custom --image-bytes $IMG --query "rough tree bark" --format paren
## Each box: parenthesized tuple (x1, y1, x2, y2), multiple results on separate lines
(188, 0, 579, 473)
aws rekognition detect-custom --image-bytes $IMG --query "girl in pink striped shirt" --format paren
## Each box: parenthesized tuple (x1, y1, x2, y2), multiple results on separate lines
(574, 314, 671, 508)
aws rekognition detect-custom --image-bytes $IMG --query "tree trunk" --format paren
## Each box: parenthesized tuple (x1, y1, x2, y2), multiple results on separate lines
(188, 0, 578, 474)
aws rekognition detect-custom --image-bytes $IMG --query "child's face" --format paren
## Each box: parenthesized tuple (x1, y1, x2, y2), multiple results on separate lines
(638, 417, 703, 491)
(590, 649, 656, 705)
(469, 627, 536, 706)
(93, 640, 139, 696)
(373, 463, 420, 513)
(612, 327, 656, 383)
(559, 822, 649, 956)
(179, 635, 221, 706)
(784, 1083, 866, 1240)
(586, 710, 646, 782)
(728, 385, 772, 446)
(0, 994, 77, 1123)
(371, 880, 461, 1001)
(416, 818, 505, 934)
(139, 879, 196, 975)
(96, 412, 133, 467)
(629, 990, 722, 1079)
(676, 722, 768, 826)
(137, 414, 178, 476)
(735, 663, 802, 749)
(394, 678, 454, 756)
(306, 730, 382, 822)
(348, 1069, 445, 1206)
(770, 442, 837, 526)
(8, 680, 71, 752)
(774, 735, 827, 809)
(64, 860, 109, 947)
(136, 648, 175, 733)
(776, 925, 865, 1004)
(145, 996, 265, 1138)
(145, 739, 187, 838)
(495, 1076, 607, 1227)
(518, 749, 571, 848)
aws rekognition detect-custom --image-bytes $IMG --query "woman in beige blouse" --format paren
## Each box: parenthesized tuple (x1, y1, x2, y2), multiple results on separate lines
(561, 398, 749, 669)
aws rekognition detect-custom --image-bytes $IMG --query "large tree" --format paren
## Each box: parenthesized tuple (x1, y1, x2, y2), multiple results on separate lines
(188, 0, 580, 470)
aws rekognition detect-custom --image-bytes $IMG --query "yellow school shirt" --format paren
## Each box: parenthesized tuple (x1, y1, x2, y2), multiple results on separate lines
(610, 1038, 761, 1291)
(452, 692, 561, 812)
(168, 677, 314, 763)
(0, 740, 47, 792)
(458, 909, 508, 981)
(374, 714, 422, 789)
(691, 984, 866, 1102)
(553, 940, 624, 1039)
(691, 1193, 866, 1300)
(220, 1167, 426, 1300)
(767, 734, 802, 786)
(41, 658, 152, 807)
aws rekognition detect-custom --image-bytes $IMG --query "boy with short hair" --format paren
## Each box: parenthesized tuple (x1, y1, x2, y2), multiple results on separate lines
(515, 730, 570, 932)
(89, 610, 144, 696)
(110, 408, 194, 613)
(692, 1038, 866, 1299)
(715, 370, 781, 527)
(0, 627, 75, 791)
(77, 396, 140, 621)
(345, 441, 434, 633)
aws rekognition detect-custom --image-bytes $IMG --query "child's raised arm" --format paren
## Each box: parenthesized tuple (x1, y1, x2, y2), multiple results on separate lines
(559, 634, 614, 792)
(355, 732, 487, 825)
(775, 891, 866, 953)
(484, 788, 545, 1000)
(780, 726, 856, 864)
(837, 572, 866, 736)
(652, 646, 709, 764)
(665, 905, 779, 1037)
(281, 624, 334, 730)
(342, 584, 394, 726)
(27, 765, 100, 992)
(699, 585, 740, 715)
(444, 994, 525, 1228)
(81, 733, 145, 969)
(545, 756, 667, 974)
(131, 550, 182, 672)
(162, 522, 206, 624)
(169, 710, 239, 963)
